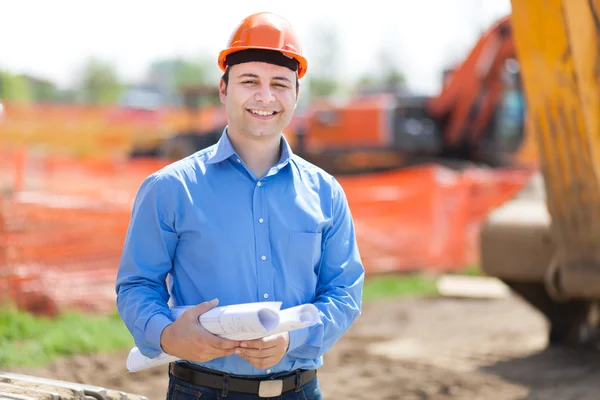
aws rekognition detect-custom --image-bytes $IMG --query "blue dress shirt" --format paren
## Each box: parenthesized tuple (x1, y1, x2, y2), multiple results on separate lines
(116, 128, 364, 376)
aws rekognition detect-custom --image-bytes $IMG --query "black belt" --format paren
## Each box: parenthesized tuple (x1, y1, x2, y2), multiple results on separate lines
(169, 362, 317, 398)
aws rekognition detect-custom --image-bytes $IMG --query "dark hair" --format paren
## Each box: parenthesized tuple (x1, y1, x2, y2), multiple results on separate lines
(221, 66, 300, 93)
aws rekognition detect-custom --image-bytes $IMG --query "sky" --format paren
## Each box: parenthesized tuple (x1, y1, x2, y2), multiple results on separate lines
(0, 0, 511, 95)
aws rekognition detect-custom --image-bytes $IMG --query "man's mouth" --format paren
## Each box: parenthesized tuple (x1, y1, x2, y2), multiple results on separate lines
(247, 109, 278, 118)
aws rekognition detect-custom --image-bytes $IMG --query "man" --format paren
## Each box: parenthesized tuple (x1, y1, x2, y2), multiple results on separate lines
(116, 11, 364, 400)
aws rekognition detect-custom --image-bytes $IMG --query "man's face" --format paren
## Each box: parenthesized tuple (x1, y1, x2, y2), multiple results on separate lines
(220, 61, 298, 141)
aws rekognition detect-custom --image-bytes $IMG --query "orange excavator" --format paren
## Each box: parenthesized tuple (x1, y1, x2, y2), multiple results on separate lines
(294, 15, 535, 175)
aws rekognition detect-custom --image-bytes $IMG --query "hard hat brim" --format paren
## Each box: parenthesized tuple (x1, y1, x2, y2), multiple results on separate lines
(218, 46, 308, 79)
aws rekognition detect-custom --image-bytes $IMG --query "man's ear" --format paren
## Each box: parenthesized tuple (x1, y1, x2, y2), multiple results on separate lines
(219, 79, 227, 104)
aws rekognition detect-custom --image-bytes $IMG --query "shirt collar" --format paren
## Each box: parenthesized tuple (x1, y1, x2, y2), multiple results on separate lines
(205, 127, 237, 165)
(206, 126, 295, 168)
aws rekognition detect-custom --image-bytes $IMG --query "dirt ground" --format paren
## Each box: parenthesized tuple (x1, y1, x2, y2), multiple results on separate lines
(7, 293, 600, 400)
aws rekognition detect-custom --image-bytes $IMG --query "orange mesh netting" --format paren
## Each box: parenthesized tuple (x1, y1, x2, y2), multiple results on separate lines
(0, 151, 533, 315)
(338, 165, 532, 274)
(0, 153, 170, 316)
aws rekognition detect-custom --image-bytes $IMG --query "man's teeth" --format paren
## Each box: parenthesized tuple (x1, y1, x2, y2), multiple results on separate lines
(250, 110, 275, 116)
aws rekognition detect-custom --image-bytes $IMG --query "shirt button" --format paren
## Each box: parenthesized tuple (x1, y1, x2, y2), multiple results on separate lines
(266, 369, 272, 374)
(236, 158, 241, 163)
(257, 181, 262, 187)
(258, 218, 264, 223)
(261, 255, 267, 261)
(263, 293, 269, 299)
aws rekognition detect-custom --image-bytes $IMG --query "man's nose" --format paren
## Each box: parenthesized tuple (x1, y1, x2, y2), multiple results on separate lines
(254, 84, 275, 104)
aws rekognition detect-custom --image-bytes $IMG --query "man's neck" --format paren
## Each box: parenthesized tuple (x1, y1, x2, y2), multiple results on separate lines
(227, 130, 282, 179)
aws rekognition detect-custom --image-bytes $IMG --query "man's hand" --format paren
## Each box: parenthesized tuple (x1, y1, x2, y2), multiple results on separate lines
(160, 299, 240, 363)
(235, 332, 289, 370)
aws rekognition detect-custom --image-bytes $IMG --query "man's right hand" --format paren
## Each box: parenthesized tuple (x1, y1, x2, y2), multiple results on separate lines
(160, 298, 240, 363)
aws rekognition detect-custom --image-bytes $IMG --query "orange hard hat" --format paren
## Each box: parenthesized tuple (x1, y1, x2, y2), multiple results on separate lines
(218, 12, 308, 79)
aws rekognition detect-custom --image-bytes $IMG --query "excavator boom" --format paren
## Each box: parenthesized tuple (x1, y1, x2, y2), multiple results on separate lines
(427, 16, 516, 149)
(512, 0, 600, 298)
(481, 0, 600, 344)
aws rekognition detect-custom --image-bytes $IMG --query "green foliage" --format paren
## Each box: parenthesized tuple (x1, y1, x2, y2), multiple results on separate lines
(28, 79, 61, 103)
(0, 307, 133, 367)
(362, 273, 438, 301)
(146, 57, 215, 96)
(0, 71, 33, 104)
(305, 22, 343, 99)
(307, 77, 338, 98)
(76, 57, 123, 105)
(462, 264, 481, 276)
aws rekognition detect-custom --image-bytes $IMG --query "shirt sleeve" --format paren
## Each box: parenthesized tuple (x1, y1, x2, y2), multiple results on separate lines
(115, 173, 179, 358)
(286, 177, 365, 359)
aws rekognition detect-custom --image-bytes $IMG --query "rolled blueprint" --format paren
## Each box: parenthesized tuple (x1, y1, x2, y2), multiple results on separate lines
(126, 301, 320, 372)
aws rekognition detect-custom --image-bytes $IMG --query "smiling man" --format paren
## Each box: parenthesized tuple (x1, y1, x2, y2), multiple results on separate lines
(116, 11, 364, 400)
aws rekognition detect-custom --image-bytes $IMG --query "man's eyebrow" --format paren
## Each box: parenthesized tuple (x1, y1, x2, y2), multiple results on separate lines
(236, 73, 291, 83)
(237, 73, 259, 79)
(272, 76, 292, 83)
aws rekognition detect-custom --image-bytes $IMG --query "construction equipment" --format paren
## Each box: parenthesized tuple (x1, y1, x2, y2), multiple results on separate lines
(480, 0, 600, 346)
(294, 15, 537, 175)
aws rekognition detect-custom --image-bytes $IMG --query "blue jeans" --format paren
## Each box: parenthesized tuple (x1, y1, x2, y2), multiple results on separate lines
(166, 371, 323, 400)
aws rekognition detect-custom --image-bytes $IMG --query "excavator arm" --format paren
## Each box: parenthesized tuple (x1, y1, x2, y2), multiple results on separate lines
(480, 0, 600, 345)
(426, 16, 517, 152)
(511, 0, 600, 299)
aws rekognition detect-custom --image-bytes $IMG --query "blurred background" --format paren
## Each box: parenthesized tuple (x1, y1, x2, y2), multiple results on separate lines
(1, 0, 510, 99)
(2, 1, 600, 399)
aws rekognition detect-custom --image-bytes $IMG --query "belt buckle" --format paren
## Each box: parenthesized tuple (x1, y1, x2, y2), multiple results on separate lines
(258, 379, 283, 398)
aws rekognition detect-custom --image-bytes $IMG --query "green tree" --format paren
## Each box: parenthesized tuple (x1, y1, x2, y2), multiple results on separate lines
(20, 75, 61, 103)
(306, 22, 343, 99)
(0, 71, 33, 104)
(355, 45, 407, 94)
(379, 48, 406, 87)
(146, 56, 215, 104)
(75, 58, 123, 104)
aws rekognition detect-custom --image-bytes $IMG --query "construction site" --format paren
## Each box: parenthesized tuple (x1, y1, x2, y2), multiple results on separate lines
(2, 0, 600, 398)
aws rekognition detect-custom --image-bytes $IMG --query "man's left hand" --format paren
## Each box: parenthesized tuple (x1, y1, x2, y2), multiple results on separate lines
(235, 332, 289, 370)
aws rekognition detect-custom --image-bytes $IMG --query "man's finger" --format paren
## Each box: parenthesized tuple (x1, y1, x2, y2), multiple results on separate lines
(209, 347, 237, 358)
(207, 337, 240, 350)
(239, 338, 266, 349)
(199, 330, 241, 349)
(187, 298, 219, 320)
(236, 347, 276, 359)
(240, 337, 279, 349)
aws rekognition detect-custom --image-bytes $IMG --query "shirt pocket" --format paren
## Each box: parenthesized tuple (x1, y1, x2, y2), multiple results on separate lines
(286, 231, 322, 296)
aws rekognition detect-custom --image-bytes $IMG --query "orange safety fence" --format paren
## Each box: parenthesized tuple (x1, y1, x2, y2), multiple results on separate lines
(0, 150, 533, 315)
(338, 165, 533, 274)
(0, 151, 171, 316)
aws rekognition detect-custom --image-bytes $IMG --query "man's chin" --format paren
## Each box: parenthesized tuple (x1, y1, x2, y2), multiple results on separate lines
(248, 131, 280, 139)
(242, 126, 282, 139)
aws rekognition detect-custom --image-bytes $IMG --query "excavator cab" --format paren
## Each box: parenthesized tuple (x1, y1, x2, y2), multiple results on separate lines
(478, 58, 527, 164)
